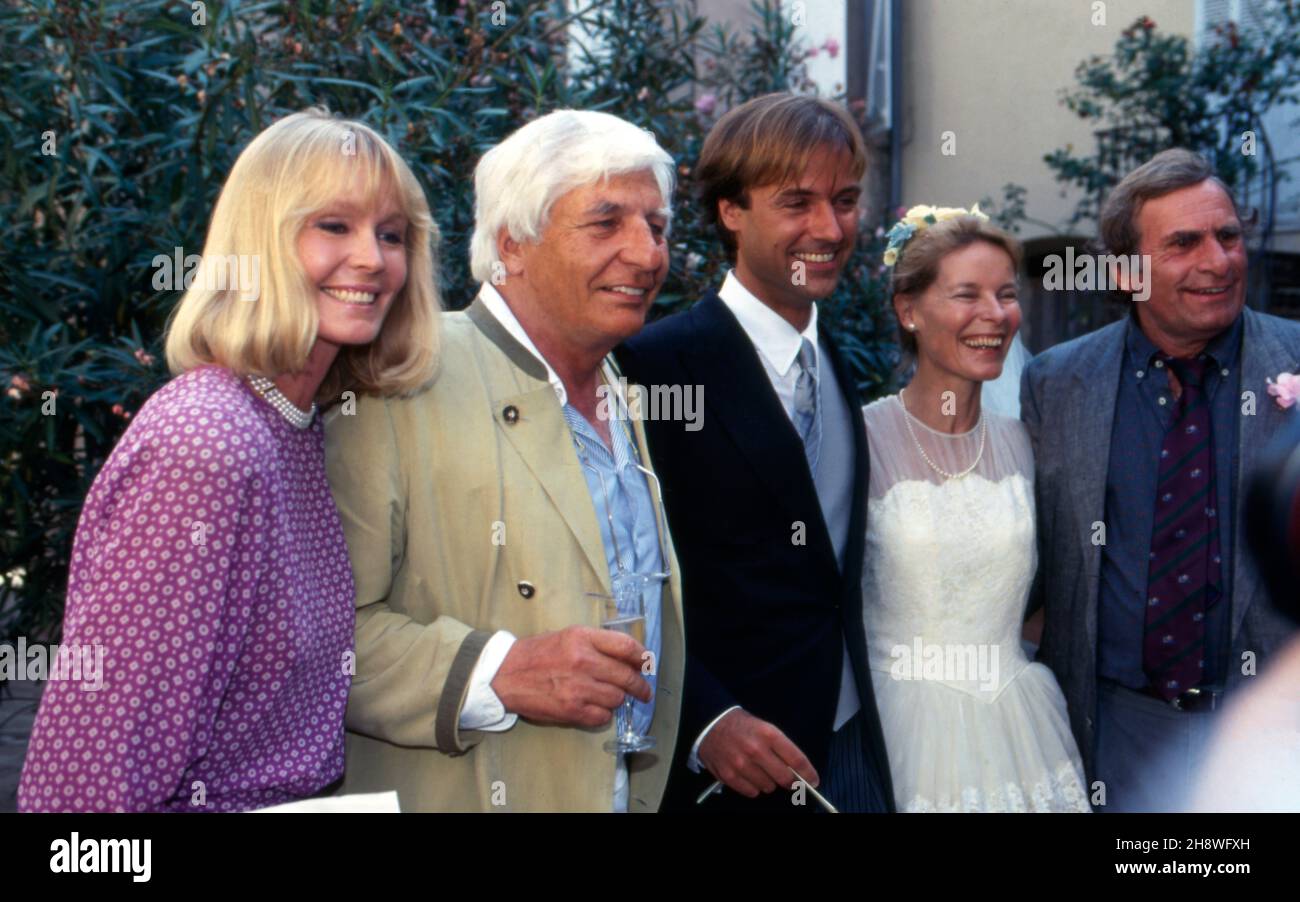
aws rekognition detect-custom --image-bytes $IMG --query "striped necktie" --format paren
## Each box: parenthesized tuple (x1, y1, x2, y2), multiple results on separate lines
(1143, 355, 1223, 701)
(793, 337, 821, 476)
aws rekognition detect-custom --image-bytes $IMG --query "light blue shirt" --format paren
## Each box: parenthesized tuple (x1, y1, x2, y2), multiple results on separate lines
(563, 393, 664, 737)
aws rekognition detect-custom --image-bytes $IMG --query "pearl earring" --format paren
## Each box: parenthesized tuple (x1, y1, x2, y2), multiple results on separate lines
(908, 323, 917, 331)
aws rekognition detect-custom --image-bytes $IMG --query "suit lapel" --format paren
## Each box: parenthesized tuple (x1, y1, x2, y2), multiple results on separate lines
(466, 298, 612, 593)
(1231, 308, 1297, 638)
(1070, 320, 1127, 651)
(679, 294, 838, 571)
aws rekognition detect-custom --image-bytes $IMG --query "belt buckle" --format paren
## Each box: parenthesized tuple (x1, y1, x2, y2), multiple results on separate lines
(1170, 687, 1219, 712)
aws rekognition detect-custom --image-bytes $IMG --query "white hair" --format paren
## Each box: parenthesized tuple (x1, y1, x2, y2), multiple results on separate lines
(469, 109, 676, 283)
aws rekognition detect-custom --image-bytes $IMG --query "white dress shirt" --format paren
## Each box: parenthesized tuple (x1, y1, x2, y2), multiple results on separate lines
(687, 270, 861, 772)
(718, 269, 822, 417)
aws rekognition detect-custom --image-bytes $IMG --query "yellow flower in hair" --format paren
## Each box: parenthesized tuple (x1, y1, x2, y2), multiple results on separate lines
(902, 205, 936, 227)
(885, 202, 989, 269)
(933, 206, 970, 221)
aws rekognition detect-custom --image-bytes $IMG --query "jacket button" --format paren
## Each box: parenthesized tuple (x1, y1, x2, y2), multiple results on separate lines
(517, 580, 535, 599)
(503, 405, 519, 424)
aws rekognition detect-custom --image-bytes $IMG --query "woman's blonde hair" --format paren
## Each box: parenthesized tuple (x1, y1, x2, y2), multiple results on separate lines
(165, 107, 441, 401)
(889, 216, 1022, 356)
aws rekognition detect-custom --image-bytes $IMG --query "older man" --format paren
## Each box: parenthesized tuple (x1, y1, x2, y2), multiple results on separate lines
(325, 110, 683, 812)
(1022, 148, 1300, 811)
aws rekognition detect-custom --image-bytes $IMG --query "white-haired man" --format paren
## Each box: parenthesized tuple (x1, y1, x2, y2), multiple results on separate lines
(325, 110, 684, 812)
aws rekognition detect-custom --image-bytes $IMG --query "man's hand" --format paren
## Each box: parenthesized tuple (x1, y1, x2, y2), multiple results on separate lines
(698, 708, 818, 798)
(491, 626, 651, 728)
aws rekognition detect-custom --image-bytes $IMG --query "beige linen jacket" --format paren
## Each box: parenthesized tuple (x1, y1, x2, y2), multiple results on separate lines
(324, 297, 684, 812)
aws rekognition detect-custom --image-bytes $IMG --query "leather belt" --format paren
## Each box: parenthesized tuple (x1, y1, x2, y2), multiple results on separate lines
(1139, 684, 1225, 712)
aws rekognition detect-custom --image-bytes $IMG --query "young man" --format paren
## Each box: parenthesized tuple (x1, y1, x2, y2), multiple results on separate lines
(617, 93, 894, 812)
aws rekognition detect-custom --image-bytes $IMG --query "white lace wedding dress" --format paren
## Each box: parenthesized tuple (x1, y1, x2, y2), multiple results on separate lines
(862, 394, 1089, 812)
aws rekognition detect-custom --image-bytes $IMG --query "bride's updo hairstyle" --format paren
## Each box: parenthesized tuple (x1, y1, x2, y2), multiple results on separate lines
(888, 215, 1022, 358)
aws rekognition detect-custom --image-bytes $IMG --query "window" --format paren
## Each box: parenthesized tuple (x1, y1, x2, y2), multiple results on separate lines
(859, 0, 892, 127)
(1197, 0, 1300, 234)
(1196, 0, 1269, 44)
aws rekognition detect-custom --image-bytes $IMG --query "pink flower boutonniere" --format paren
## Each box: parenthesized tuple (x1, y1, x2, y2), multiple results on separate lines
(1266, 372, 1300, 409)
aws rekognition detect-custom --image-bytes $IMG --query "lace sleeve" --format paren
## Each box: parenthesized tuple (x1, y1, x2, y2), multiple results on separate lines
(992, 412, 1035, 483)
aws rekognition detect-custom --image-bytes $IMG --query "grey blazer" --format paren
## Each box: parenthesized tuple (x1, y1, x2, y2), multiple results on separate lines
(1020, 307, 1300, 782)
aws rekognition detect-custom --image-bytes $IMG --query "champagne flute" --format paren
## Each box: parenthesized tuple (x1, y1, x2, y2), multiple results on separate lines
(599, 571, 664, 754)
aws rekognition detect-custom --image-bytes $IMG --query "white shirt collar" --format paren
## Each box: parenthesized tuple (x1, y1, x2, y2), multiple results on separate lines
(716, 269, 819, 376)
(476, 282, 568, 405)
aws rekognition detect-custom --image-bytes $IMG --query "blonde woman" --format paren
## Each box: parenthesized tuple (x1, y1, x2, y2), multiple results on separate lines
(18, 109, 440, 812)
(860, 207, 1089, 811)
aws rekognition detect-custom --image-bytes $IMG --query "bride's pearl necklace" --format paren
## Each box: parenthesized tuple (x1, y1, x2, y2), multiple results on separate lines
(898, 387, 986, 480)
(246, 374, 316, 429)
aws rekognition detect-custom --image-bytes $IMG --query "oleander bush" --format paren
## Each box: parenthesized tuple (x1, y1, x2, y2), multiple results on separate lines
(1044, 7, 1300, 234)
(0, 0, 898, 643)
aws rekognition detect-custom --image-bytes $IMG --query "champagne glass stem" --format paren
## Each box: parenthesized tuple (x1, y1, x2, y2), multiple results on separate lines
(621, 696, 635, 739)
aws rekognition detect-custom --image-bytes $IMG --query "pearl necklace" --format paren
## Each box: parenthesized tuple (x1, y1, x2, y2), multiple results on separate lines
(246, 375, 316, 429)
(898, 388, 986, 480)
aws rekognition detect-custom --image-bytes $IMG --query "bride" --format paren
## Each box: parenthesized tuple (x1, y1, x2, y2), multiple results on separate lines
(862, 205, 1089, 811)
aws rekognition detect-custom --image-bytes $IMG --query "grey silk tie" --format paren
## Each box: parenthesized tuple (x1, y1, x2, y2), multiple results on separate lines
(793, 337, 821, 476)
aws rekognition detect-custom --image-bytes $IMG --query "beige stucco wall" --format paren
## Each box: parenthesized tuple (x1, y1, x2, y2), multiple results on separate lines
(900, 0, 1197, 242)
(692, 1, 1297, 252)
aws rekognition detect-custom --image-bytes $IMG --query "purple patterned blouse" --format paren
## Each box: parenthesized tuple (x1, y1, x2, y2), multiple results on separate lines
(18, 366, 355, 812)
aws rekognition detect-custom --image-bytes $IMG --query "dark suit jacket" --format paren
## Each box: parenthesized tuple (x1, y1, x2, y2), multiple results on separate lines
(1021, 306, 1300, 784)
(617, 291, 895, 812)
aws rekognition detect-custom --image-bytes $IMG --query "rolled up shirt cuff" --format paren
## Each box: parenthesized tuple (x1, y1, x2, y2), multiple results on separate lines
(458, 630, 519, 732)
(687, 705, 743, 773)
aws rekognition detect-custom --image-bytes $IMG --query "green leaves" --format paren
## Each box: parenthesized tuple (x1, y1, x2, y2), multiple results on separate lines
(1046, 6, 1300, 229)
(0, 0, 896, 642)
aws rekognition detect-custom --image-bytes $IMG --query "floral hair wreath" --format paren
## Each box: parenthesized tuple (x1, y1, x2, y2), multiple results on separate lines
(882, 203, 988, 268)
